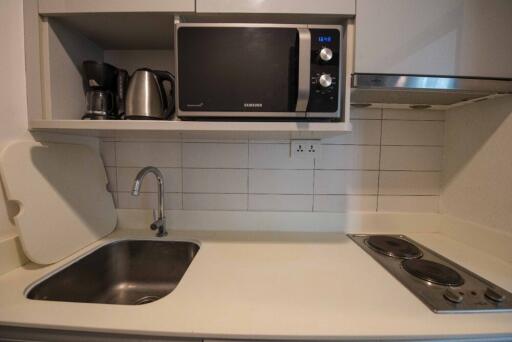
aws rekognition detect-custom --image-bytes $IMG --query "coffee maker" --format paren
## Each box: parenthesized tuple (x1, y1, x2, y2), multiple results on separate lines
(82, 61, 128, 120)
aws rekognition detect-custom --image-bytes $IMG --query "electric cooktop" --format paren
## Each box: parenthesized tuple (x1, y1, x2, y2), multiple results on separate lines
(349, 234, 512, 313)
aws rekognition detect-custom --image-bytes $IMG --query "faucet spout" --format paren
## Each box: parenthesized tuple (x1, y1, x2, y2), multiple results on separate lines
(131, 179, 142, 196)
(131, 166, 167, 237)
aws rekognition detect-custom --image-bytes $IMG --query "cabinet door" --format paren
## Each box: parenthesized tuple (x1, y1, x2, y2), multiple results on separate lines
(196, 0, 355, 15)
(39, 0, 195, 14)
(355, 0, 512, 78)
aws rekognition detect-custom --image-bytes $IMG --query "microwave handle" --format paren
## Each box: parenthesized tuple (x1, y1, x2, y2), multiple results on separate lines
(296, 28, 311, 112)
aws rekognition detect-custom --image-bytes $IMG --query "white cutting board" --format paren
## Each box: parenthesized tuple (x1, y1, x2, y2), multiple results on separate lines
(0, 141, 116, 264)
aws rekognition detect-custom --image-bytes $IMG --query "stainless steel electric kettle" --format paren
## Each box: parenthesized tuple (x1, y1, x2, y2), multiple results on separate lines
(125, 69, 175, 120)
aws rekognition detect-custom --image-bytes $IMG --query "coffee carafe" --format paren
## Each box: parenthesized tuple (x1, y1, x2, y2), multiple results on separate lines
(82, 61, 128, 120)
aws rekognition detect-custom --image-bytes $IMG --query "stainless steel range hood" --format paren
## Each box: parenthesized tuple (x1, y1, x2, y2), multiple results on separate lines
(351, 74, 512, 110)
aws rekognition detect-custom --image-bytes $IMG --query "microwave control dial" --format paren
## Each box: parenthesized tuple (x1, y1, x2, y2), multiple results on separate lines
(319, 47, 333, 62)
(318, 73, 333, 88)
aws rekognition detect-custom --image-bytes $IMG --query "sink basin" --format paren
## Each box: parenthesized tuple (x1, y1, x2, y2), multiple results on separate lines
(26, 240, 199, 305)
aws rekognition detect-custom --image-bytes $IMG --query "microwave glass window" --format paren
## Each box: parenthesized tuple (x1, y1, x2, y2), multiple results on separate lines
(178, 27, 299, 112)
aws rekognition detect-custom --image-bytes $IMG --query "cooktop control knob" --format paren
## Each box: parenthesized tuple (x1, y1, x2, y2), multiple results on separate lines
(319, 47, 333, 62)
(319, 73, 333, 88)
(443, 289, 464, 304)
(485, 287, 506, 303)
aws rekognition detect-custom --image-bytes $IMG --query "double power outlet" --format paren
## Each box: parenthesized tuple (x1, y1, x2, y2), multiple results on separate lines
(290, 140, 321, 159)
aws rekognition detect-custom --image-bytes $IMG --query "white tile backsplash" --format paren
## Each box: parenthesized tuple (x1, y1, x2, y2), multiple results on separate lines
(382, 121, 444, 146)
(314, 195, 378, 212)
(183, 143, 248, 168)
(378, 195, 439, 212)
(182, 132, 248, 142)
(316, 145, 380, 170)
(314, 170, 379, 195)
(183, 168, 247, 194)
(249, 169, 313, 194)
(248, 194, 313, 211)
(117, 192, 182, 210)
(103, 108, 445, 213)
(183, 193, 247, 211)
(379, 171, 441, 195)
(380, 146, 443, 171)
(116, 142, 181, 167)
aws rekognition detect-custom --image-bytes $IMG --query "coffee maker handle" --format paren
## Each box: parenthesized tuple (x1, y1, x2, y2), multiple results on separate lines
(116, 69, 128, 117)
(106, 91, 115, 114)
(154, 71, 175, 119)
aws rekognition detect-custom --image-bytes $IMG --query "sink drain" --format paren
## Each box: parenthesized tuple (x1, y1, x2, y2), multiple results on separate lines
(134, 295, 161, 305)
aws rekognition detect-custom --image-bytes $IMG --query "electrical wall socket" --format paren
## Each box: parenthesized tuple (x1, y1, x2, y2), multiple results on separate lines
(291, 140, 321, 159)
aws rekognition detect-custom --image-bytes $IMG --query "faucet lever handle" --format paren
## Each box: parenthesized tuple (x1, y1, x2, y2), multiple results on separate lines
(152, 208, 158, 221)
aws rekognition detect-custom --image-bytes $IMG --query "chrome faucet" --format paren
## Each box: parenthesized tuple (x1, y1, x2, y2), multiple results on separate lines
(131, 166, 167, 237)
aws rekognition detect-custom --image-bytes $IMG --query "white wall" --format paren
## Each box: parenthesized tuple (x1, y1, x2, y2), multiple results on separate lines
(0, 0, 30, 236)
(101, 107, 445, 213)
(442, 96, 512, 234)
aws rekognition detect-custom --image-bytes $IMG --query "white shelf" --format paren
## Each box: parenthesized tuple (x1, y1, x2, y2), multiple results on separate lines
(29, 120, 351, 139)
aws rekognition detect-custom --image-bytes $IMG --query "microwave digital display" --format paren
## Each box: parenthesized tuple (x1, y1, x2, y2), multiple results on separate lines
(318, 35, 332, 43)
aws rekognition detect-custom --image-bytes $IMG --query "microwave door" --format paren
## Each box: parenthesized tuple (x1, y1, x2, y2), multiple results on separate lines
(177, 26, 310, 117)
(296, 28, 311, 113)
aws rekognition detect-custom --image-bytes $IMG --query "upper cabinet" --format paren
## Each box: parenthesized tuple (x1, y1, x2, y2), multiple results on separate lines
(196, 0, 355, 15)
(27, 0, 354, 138)
(39, 0, 356, 15)
(355, 0, 512, 78)
(38, 0, 195, 14)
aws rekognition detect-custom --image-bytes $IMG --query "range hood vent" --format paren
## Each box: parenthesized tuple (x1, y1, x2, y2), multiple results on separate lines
(351, 74, 512, 110)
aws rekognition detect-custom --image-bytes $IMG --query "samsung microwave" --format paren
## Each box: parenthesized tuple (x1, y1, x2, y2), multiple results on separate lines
(175, 23, 344, 119)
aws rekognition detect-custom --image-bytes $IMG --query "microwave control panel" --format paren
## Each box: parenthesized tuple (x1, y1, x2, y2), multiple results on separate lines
(307, 28, 341, 114)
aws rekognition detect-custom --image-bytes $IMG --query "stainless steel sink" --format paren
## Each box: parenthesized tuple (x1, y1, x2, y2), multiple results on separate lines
(26, 240, 199, 305)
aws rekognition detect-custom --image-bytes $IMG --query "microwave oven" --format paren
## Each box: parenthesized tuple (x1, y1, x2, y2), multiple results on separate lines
(175, 23, 344, 119)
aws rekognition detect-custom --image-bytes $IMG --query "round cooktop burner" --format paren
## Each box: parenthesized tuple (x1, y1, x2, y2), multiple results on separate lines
(402, 259, 465, 287)
(366, 235, 422, 259)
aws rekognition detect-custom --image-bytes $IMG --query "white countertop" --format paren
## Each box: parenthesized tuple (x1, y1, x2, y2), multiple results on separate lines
(0, 226, 511, 340)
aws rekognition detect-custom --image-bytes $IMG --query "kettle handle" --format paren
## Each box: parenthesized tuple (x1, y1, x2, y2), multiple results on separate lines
(153, 71, 175, 119)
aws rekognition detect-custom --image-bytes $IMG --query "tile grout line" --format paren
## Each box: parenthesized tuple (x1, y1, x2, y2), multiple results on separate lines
(380, 119, 445, 122)
(439, 118, 447, 213)
(116, 191, 437, 197)
(376, 108, 384, 212)
(312, 155, 316, 212)
(113, 166, 441, 172)
(246, 138, 250, 211)
(180, 136, 184, 210)
(113, 140, 119, 208)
